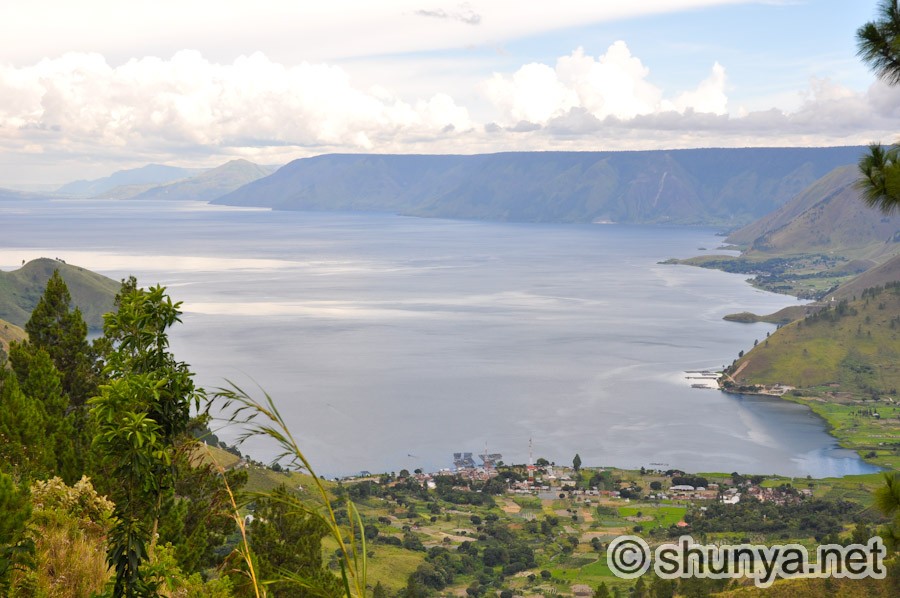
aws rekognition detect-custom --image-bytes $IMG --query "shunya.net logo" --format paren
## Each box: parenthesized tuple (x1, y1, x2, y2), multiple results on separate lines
(607, 534, 887, 588)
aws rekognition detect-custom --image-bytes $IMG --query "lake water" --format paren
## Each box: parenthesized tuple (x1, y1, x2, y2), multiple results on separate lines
(0, 199, 880, 478)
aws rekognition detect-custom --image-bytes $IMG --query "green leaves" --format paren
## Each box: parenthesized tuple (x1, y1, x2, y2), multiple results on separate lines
(89, 280, 200, 597)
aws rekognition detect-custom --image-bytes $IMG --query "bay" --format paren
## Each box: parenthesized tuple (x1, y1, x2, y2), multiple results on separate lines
(0, 199, 879, 478)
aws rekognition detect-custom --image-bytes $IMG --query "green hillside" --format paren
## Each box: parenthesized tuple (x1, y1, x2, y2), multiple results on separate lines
(727, 286, 899, 395)
(723, 284, 900, 468)
(0, 258, 120, 330)
(825, 253, 900, 301)
(0, 317, 26, 354)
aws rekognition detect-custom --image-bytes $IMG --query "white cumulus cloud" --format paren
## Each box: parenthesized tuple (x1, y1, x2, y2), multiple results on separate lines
(671, 62, 728, 115)
(0, 51, 472, 159)
(484, 43, 730, 127)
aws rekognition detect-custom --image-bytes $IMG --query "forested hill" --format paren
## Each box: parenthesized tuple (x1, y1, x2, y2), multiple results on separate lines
(213, 146, 865, 226)
(0, 258, 119, 330)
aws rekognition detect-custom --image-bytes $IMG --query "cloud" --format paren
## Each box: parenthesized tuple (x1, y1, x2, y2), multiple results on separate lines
(672, 62, 728, 115)
(2, 40, 899, 186)
(414, 3, 482, 25)
(0, 51, 473, 159)
(0, 1, 760, 66)
(481, 43, 900, 149)
(508, 120, 542, 133)
(484, 43, 729, 126)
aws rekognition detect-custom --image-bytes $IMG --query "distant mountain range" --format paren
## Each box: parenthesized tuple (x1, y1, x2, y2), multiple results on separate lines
(212, 147, 866, 226)
(55, 160, 275, 201)
(0, 187, 48, 201)
(57, 164, 203, 198)
(130, 159, 276, 202)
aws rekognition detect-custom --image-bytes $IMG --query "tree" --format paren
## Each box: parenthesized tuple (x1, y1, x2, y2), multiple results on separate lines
(632, 576, 647, 598)
(21, 270, 98, 407)
(573, 453, 582, 472)
(9, 271, 101, 482)
(90, 281, 202, 596)
(157, 445, 246, 575)
(247, 485, 342, 598)
(874, 471, 900, 550)
(856, 1, 900, 214)
(0, 472, 31, 593)
(8, 345, 83, 482)
(0, 369, 53, 478)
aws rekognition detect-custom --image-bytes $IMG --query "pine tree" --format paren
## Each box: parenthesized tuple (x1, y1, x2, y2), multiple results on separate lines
(0, 472, 32, 593)
(21, 270, 97, 407)
(856, 1, 900, 214)
(0, 369, 53, 478)
(9, 342, 91, 482)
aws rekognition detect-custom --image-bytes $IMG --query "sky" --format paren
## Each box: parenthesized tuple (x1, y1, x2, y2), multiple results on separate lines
(1, 0, 898, 187)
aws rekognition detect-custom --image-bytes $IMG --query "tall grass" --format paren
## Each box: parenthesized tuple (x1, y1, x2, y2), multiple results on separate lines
(212, 382, 367, 598)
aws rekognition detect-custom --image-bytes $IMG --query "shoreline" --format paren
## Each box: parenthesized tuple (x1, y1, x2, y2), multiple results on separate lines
(717, 383, 890, 472)
(665, 241, 900, 471)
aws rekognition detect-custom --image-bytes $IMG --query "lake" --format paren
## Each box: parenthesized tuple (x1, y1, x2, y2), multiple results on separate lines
(0, 198, 880, 478)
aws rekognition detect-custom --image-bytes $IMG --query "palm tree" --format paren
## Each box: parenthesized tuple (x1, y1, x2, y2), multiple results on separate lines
(856, 1, 900, 214)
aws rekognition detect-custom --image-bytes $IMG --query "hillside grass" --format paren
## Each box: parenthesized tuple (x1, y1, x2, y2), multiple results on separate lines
(0, 317, 26, 352)
(727, 284, 900, 468)
(732, 287, 900, 395)
(0, 258, 120, 330)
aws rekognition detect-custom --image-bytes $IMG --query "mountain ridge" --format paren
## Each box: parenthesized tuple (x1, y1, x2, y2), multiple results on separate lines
(212, 147, 866, 226)
(131, 159, 276, 202)
(56, 164, 204, 198)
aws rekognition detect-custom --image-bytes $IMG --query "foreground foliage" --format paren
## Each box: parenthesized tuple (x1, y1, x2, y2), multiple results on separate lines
(857, 0, 900, 215)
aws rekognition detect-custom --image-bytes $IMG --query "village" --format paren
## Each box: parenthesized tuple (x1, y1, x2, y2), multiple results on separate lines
(346, 449, 812, 509)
